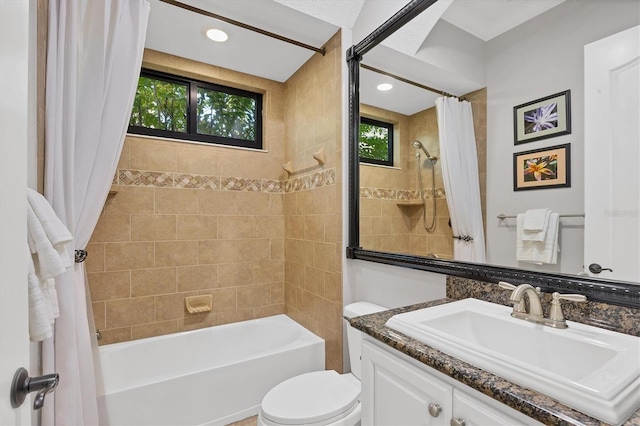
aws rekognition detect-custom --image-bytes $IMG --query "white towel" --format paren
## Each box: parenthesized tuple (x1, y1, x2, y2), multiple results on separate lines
(26, 188, 73, 341)
(27, 188, 73, 247)
(516, 212, 560, 265)
(521, 209, 551, 242)
(27, 250, 55, 341)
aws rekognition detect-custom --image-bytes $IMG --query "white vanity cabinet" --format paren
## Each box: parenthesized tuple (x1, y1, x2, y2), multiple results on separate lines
(361, 337, 542, 426)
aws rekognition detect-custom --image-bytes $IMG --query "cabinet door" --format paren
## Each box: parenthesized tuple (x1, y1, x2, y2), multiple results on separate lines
(452, 389, 528, 426)
(362, 341, 451, 426)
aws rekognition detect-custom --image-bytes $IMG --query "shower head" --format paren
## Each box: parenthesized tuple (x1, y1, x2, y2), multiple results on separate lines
(413, 140, 438, 162)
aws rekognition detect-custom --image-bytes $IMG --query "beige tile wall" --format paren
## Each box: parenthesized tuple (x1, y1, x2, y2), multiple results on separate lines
(88, 50, 287, 345)
(358, 88, 487, 259)
(359, 104, 414, 254)
(283, 31, 344, 372)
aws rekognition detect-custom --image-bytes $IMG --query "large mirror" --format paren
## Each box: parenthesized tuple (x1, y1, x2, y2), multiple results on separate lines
(347, 0, 639, 307)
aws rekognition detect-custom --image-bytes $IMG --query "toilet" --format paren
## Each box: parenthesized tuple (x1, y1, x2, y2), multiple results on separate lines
(257, 302, 387, 426)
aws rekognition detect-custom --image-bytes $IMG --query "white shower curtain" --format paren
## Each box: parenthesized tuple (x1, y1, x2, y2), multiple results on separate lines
(436, 97, 486, 263)
(42, 1, 149, 424)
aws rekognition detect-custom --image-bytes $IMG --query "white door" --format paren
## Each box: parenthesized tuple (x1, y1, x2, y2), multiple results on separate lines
(0, 1, 34, 424)
(584, 25, 640, 282)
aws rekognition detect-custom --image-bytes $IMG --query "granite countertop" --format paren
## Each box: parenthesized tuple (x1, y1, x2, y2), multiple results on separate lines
(350, 298, 640, 426)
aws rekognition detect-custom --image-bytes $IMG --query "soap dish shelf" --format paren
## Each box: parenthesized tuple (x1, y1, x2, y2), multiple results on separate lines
(185, 295, 212, 314)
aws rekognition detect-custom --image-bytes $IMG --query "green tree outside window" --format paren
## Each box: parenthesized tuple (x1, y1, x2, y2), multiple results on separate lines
(359, 117, 393, 166)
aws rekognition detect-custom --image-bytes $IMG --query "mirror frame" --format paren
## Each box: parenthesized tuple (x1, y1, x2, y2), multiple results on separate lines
(346, 0, 639, 309)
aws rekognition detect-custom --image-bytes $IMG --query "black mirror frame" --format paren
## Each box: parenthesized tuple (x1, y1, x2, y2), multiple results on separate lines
(345, 0, 639, 309)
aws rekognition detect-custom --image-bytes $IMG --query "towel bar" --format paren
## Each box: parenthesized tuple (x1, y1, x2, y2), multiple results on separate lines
(497, 213, 584, 219)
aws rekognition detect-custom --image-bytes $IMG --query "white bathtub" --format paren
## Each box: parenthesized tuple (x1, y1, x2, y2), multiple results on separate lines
(98, 315, 325, 426)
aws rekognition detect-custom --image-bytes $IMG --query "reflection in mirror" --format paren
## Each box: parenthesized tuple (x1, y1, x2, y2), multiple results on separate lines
(350, 0, 640, 306)
(352, 0, 639, 287)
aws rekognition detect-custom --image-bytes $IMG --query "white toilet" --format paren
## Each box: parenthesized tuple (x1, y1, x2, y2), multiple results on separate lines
(257, 302, 387, 426)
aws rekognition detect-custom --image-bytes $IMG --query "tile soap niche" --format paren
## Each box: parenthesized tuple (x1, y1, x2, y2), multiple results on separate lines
(185, 295, 212, 314)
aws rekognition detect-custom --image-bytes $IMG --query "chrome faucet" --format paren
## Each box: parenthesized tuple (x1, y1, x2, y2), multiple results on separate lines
(498, 281, 586, 328)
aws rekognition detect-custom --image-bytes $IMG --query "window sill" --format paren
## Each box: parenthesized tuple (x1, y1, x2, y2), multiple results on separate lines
(359, 163, 401, 170)
(125, 133, 269, 153)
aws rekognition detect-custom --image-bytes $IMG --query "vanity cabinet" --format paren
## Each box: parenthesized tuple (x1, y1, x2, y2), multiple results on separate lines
(361, 338, 542, 426)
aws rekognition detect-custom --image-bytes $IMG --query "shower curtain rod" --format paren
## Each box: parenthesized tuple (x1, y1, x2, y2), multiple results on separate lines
(360, 63, 464, 99)
(159, 0, 326, 56)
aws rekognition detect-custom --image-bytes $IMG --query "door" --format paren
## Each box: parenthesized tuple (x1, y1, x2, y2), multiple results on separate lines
(584, 25, 640, 282)
(0, 1, 34, 424)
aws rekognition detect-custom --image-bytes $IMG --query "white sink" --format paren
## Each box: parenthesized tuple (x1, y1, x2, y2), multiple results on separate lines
(385, 298, 640, 424)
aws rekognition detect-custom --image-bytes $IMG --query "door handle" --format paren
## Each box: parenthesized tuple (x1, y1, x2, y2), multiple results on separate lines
(10, 367, 59, 410)
(588, 263, 613, 274)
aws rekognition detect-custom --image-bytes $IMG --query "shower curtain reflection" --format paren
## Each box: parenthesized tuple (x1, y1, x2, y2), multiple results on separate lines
(436, 96, 486, 262)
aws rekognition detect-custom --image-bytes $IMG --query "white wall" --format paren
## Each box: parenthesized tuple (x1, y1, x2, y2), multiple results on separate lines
(485, 0, 640, 275)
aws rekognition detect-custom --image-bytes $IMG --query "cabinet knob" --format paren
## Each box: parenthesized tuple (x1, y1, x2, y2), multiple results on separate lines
(450, 418, 466, 426)
(428, 403, 442, 417)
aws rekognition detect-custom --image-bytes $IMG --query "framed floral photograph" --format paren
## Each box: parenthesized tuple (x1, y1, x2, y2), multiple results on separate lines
(513, 90, 571, 145)
(513, 143, 571, 191)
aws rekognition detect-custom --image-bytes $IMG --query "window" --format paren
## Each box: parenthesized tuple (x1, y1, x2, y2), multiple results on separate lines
(359, 117, 393, 166)
(129, 69, 263, 149)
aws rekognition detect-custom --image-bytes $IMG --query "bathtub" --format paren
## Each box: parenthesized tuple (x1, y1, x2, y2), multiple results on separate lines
(98, 315, 325, 426)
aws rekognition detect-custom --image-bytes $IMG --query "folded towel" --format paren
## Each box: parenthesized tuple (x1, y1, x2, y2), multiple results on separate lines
(521, 209, 551, 242)
(26, 188, 73, 341)
(27, 203, 71, 279)
(27, 249, 55, 341)
(516, 212, 559, 264)
(27, 188, 73, 247)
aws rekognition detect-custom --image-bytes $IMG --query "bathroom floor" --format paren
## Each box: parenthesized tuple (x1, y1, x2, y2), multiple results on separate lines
(228, 416, 257, 426)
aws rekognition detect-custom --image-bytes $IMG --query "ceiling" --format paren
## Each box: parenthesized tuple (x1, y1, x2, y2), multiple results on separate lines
(145, 0, 566, 114)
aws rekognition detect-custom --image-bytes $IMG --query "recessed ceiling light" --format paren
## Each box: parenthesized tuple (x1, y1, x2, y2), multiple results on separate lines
(377, 83, 393, 91)
(205, 28, 228, 42)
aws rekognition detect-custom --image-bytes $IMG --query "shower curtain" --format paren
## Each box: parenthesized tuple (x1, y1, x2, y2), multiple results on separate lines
(42, 1, 149, 424)
(436, 97, 486, 263)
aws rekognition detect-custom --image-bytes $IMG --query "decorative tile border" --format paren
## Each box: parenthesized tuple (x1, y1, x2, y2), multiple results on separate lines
(284, 168, 336, 193)
(113, 167, 336, 194)
(119, 170, 173, 187)
(360, 186, 446, 200)
(174, 174, 219, 190)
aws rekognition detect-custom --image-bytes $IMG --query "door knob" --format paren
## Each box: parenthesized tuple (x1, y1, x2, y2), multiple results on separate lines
(10, 367, 59, 410)
(588, 263, 613, 274)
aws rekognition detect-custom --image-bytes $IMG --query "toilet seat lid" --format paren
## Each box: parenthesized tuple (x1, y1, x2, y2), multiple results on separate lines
(261, 370, 360, 425)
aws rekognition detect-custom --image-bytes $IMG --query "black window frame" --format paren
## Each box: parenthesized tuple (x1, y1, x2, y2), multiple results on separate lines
(359, 116, 394, 167)
(128, 69, 263, 150)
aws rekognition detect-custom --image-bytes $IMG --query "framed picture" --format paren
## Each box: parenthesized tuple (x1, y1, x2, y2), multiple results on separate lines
(513, 143, 571, 191)
(513, 90, 571, 145)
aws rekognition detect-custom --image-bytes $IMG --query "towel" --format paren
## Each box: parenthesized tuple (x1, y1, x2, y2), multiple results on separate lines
(27, 189, 73, 248)
(26, 188, 73, 341)
(516, 212, 559, 265)
(27, 250, 55, 341)
(521, 209, 551, 242)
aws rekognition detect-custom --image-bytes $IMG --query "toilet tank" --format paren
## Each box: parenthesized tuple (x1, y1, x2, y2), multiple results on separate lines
(343, 302, 387, 380)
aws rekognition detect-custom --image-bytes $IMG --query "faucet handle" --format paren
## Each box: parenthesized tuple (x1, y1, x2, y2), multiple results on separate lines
(498, 281, 516, 290)
(548, 292, 587, 327)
